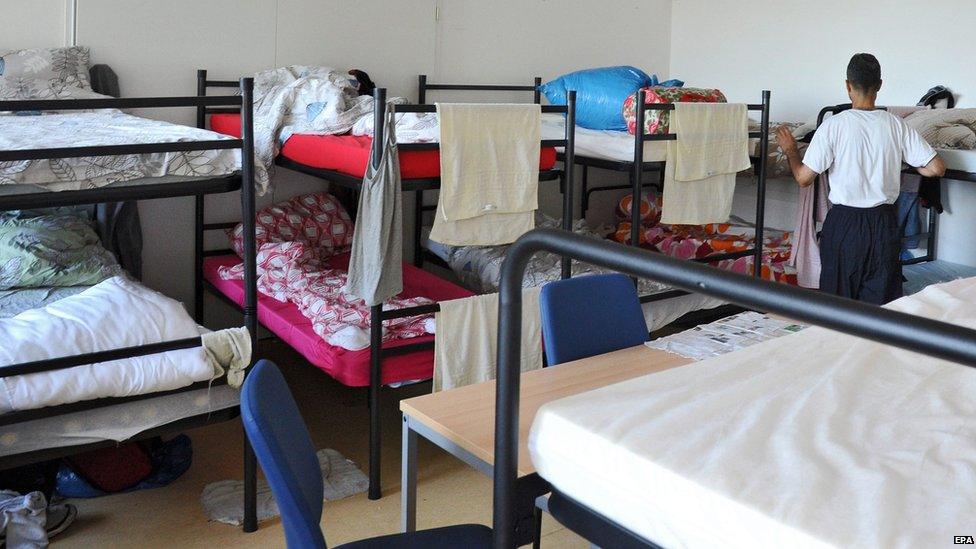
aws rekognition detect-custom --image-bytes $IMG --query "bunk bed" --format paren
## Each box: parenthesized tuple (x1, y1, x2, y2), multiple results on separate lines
(807, 98, 976, 290)
(0, 79, 260, 530)
(490, 228, 976, 548)
(195, 69, 578, 500)
(417, 76, 775, 329)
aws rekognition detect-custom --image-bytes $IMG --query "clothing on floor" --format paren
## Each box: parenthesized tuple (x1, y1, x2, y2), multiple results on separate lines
(345, 104, 403, 306)
(200, 448, 367, 526)
(660, 103, 750, 225)
(819, 204, 903, 304)
(432, 287, 543, 392)
(0, 490, 48, 549)
(428, 103, 541, 246)
(803, 110, 937, 207)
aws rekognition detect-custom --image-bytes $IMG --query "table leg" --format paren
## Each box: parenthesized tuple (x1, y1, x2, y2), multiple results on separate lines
(401, 415, 418, 533)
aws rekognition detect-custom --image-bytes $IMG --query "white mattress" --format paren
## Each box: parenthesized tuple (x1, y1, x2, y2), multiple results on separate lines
(530, 276, 976, 548)
(542, 114, 667, 163)
(939, 147, 976, 175)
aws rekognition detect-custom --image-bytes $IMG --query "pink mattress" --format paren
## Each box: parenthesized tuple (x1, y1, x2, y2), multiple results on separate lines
(204, 253, 473, 387)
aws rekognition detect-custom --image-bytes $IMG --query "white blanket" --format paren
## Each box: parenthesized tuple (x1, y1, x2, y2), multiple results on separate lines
(531, 276, 976, 548)
(0, 276, 215, 414)
(0, 107, 253, 191)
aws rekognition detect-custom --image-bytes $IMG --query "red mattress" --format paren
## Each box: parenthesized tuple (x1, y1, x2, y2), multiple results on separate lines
(204, 252, 473, 387)
(210, 113, 557, 179)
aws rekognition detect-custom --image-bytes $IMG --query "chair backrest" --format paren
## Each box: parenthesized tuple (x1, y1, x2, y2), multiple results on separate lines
(540, 273, 649, 366)
(241, 360, 326, 549)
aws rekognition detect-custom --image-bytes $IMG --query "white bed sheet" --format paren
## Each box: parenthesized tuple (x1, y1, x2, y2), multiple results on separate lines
(0, 110, 247, 191)
(939, 147, 976, 175)
(530, 276, 976, 549)
(541, 114, 667, 163)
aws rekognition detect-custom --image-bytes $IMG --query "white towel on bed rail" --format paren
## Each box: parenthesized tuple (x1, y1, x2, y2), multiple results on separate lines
(432, 287, 542, 392)
(0, 276, 214, 414)
(660, 103, 750, 225)
(429, 103, 541, 246)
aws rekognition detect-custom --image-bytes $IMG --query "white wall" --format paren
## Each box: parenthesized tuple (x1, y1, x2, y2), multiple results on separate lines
(671, 0, 976, 265)
(0, 0, 68, 50)
(3, 0, 671, 308)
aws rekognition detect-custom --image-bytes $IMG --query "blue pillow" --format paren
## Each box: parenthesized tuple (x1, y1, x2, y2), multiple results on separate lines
(539, 66, 655, 131)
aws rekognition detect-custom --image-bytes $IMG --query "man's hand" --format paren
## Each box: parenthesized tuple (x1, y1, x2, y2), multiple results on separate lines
(776, 125, 817, 187)
(776, 125, 799, 154)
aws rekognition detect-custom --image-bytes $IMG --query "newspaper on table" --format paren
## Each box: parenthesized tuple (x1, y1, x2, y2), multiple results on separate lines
(645, 311, 806, 361)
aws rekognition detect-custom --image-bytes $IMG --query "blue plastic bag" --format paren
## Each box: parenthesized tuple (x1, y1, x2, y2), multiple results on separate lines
(539, 66, 655, 131)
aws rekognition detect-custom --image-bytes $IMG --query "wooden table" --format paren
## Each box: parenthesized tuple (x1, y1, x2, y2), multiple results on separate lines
(398, 344, 692, 532)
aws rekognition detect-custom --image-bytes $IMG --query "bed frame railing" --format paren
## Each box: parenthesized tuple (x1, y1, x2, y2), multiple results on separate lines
(357, 88, 577, 499)
(418, 74, 543, 104)
(629, 90, 772, 296)
(0, 80, 260, 532)
(491, 227, 976, 548)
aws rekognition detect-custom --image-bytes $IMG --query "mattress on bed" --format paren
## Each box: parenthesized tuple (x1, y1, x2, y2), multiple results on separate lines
(203, 252, 472, 387)
(0, 384, 240, 458)
(210, 113, 558, 180)
(530, 276, 976, 548)
(0, 110, 244, 190)
(938, 147, 976, 175)
(0, 276, 234, 414)
(541, 114, 667, 163)
(421, 218, 725, 331)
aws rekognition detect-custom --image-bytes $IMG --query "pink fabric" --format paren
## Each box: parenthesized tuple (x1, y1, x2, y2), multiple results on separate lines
(204, 253, 473, 387)
(219, 241, 431, 342)
(790, 173, 831, 288)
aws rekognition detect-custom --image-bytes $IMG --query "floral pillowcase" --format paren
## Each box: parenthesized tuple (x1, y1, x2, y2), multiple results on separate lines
(0, 46, 93, 100)
(623, 87, 727, 135)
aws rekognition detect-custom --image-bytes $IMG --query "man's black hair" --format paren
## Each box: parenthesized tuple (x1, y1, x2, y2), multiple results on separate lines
(847, 53, 882, 93)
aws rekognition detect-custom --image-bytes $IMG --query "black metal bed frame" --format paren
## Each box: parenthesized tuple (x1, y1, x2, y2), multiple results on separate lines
(490, 227, 976, 548)
(0, 81, 261, 532)
(419, 76, 773, 307)
(197, 70, 577, 500)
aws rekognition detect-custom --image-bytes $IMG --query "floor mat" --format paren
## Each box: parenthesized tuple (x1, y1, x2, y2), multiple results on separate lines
(200, 448, 368, 526)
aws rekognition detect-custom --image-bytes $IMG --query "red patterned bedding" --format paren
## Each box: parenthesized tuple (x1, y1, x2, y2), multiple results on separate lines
(612, 194, 797, 285)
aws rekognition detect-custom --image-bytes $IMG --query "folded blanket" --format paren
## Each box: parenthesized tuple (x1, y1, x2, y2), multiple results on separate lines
(904, 108, 976, 150)
(0, 276, 213, 413)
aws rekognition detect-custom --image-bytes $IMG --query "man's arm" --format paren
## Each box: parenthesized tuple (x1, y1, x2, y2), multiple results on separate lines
(916, 154, 946, 178)
(776, 126, 818, 187)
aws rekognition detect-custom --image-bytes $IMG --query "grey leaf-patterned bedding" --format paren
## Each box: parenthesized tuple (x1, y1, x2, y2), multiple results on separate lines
(432, 213, 672, 296)
(0, 108, 255, 190)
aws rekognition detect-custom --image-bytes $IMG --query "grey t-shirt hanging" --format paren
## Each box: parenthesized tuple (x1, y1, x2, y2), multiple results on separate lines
(345, 106, 403, 306)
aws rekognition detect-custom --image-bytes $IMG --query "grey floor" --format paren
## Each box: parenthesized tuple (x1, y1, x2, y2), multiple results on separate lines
(903, 260, 976, 296)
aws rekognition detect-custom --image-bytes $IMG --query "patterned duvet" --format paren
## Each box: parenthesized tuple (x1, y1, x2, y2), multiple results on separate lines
(612, 194, 797, 285)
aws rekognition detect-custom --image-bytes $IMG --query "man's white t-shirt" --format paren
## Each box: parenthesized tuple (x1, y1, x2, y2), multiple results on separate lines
(803, 109, 937, 207)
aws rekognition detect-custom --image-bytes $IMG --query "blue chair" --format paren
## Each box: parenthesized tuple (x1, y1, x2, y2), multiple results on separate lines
(241, 359, 492, 549)
(540, 273, 649, 366)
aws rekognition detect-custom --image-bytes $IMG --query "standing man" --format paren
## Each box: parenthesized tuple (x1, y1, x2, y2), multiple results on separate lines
(777, 53, 946, 304)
